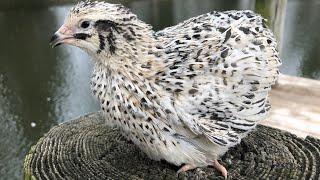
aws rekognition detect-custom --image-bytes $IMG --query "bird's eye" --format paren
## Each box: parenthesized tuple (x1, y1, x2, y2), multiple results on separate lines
(80, 21, 90, 29)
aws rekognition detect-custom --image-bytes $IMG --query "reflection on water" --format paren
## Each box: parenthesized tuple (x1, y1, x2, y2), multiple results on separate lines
(0, 75, 23, 179)
(0, 5, 99, 179)
(49, 6, 99, 123)
(0, 0, 319, 178)
(280, 0, 320, 78)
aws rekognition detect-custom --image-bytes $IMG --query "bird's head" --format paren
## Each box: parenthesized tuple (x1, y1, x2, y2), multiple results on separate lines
(50, 1, 152, 59)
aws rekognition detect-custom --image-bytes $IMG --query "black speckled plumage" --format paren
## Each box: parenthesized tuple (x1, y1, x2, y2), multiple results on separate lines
(56, 1, 281, 176)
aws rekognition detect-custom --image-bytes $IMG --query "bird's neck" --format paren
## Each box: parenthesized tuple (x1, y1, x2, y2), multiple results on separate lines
(91, 32, 161, 91)
(94, 32, 165, 80)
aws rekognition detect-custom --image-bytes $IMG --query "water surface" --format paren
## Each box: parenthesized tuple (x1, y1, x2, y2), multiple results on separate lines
(0, 0, 319, 178)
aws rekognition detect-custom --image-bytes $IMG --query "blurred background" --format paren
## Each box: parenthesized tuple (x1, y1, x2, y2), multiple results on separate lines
(0, 0, 319, 179)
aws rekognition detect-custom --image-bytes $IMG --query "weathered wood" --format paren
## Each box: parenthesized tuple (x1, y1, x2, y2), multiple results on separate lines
(24, 111, 320, 180)
(264, 74, 320, 138)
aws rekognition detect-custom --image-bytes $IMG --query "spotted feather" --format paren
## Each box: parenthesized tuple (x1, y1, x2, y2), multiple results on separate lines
(56, 2, 281, 176)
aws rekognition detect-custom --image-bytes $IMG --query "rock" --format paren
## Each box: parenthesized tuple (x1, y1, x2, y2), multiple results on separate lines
(23, 112, 320, 179)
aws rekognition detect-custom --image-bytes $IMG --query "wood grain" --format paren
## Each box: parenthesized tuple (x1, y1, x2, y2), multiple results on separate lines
(24, 111, 320, 179)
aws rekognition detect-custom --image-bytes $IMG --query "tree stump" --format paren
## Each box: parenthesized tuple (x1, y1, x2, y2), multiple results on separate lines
(23, 112, 320, 180)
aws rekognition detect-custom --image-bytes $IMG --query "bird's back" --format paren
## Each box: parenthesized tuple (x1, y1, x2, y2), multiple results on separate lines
(152, 10, 281, 147)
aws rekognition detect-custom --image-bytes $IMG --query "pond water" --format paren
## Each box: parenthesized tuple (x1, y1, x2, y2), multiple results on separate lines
(0, 0, 319, 178)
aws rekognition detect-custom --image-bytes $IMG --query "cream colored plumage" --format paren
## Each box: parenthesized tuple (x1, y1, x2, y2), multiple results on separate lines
(50, 1, 281, 177)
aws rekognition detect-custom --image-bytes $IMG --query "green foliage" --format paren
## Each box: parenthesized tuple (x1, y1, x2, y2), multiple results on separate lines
(255, 0, 271, 25)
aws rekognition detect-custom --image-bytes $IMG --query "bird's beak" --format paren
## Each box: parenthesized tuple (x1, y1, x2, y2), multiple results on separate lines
(50, 25, 74, 48)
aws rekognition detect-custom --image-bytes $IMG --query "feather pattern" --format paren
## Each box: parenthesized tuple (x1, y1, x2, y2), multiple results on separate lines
(65, 2, 281, 168)
(152, 10, 281, 147)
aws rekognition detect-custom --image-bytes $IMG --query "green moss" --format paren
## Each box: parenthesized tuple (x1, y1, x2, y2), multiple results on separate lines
(255, 0, 271, 25)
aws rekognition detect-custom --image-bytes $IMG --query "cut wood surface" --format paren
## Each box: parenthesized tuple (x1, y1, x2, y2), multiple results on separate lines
(23, 112, 320, 180)
(23, 75, 320, 179)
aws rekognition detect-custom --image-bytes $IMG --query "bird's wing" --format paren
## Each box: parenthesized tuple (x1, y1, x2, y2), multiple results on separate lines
(154, 10, 281, 146)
